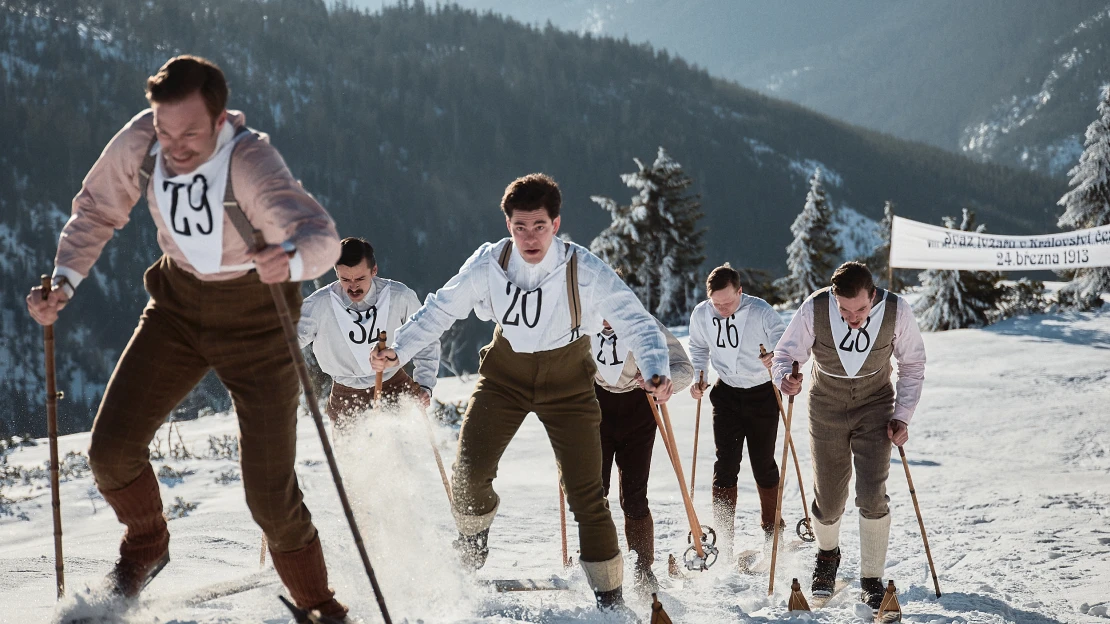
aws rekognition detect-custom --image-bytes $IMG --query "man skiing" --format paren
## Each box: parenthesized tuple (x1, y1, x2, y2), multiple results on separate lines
(371, 173, 673, 614)
(687, 264, 786, 563)
(772, 261, 926, 613)
(592, 316, 693, 596)
(298, 236, 439, 423)
(25, 56, 350, 620)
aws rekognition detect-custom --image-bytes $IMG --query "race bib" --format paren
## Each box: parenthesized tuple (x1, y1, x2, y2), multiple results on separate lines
(592, 330, 630, 386)
(152, 129, 247, 274)
(828, 291, 887, 377)
(701, 303, 750, 374)
(328, 284, 392, 376)
(488, 259, 567, 353)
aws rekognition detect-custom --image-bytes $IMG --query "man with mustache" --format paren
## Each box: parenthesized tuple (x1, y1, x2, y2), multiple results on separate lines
(371, 173, 673, 616)
(298, 237, 438, 423)
(772, 261, 926, 615)
(25, 56, 350, 620)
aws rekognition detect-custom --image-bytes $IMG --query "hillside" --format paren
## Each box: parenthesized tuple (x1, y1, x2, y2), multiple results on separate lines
(0, 0, 1065, 437)
(2, 305, 1109, 622)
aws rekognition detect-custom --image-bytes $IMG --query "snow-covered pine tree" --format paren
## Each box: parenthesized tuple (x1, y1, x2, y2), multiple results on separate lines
(868, 201, 907, 293)
(590, 147, 705, 325)
(1056, 85, 1110, 310)
(915, 209, 1003, 331)
(776, 168, 842, 304)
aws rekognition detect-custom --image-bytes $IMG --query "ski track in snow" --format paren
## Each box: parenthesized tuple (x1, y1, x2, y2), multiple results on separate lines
(2, 308, 1109, 623)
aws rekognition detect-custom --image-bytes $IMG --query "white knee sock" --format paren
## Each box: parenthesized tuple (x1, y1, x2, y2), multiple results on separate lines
(814, 516, 841, 552)
(859, 513, 891, 578)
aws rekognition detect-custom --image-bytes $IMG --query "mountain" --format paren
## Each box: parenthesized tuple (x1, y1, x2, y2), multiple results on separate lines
(376, 0, 1108, 170)
(961, 6, 1110, 177)
(0, 0, 1064, 437)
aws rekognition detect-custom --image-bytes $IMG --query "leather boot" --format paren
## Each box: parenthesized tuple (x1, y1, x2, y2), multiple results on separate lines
(99, 465, 170, 597)
(757, 483, 780, 534)
(269, 535, 349, 621)
(712, 485, 737, 560)
(624, 513, 657, 596)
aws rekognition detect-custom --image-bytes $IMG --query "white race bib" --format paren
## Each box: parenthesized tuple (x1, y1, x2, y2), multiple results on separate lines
(152, 130, 247, 274)
(328, 284, 392, 376)
(701, 303, 750, 374)
(488, 259, 567, 353)
(592, 330, 630, 386)
(828, 291, 887, 377)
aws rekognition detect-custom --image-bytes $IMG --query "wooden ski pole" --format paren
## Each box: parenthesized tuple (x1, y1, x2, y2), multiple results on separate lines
(768, 361, 799, 595)
(40, 275, 65, 599)
(688, 371, 705, 499)
(253, 234, 392, 624)
(646, 377, 707, 563)
(374, 330, 387, 401)
(418, 407, 453, 507)
(760, 345, 813, 541)
(899, 445, 942, 598)
(559, 482, 571, 568)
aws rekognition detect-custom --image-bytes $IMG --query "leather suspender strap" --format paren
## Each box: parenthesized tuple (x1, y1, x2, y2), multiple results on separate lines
(497, 241, 582, 339)
(137, 125, 259, 248)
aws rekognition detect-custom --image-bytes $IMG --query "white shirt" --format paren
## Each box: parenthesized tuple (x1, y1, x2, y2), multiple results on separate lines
(688, 295, 785, 389)
(771, 293, 926, 424)
(392, 237, 670, 379)
(298, 277, 440, 391)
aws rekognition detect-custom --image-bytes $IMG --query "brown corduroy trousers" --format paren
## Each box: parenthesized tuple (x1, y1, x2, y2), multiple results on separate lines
(88, 256, 318, 553)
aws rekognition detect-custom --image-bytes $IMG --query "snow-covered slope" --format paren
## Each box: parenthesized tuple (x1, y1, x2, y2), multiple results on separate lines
(2, 307, 1109, 623)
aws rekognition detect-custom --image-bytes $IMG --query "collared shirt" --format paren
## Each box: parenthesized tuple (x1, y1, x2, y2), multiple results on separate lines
(299, 277, 439, 391)
(688, 295, 785, 389)
(392, 237, 669, 379)
(771, 293, 927, 423)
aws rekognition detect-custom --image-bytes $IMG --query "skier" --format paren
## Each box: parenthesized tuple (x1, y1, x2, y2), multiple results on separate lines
(592, 316, 693, 596)
(687, 264, 786, 562)
(371, 173, 673, 614)
(772, 261, 926, 613)
(25, 56, 350, 620)
(298, 236, 439, 423)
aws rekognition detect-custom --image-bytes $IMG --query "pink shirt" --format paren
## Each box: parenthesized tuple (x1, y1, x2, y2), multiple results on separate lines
(54, 109, 339, 292)
(771, 294, 927, 424)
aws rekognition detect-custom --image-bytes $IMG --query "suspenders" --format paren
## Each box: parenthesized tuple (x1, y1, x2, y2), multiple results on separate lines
(137, 125, 260, 247)
(498, 241, 582, 340)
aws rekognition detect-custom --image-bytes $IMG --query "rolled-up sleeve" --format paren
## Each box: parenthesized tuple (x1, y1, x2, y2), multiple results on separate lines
(772, 298, 815, 388)
(892, 297, 927, 424)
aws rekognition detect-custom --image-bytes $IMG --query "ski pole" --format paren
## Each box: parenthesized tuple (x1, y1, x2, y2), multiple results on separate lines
(646, 377, 708, 565)
(418, 406, 453, 507)
(689, 371, 704, 499)
(374, 330, 386, 401)
(768, 361, 799, 595)
(559, 482, 571, 568)
(760, 345, 814, 542)
(40, 275, 65, 599)
(253, 234, 393, 624)
(899, 445, 942, 598)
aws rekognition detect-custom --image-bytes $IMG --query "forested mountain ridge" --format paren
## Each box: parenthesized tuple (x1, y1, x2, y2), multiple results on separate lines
(0, 0, 1064, 436)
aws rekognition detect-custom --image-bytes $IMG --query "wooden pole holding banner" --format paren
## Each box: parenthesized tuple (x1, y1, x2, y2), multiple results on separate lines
(40, 275, 65, 599)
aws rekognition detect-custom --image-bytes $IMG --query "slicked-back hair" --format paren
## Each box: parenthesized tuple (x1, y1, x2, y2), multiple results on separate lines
(830, 261, 875, 299)
(145, 55, 228, 121)
(706, 264, 742, 294)
(501, 173, 561, 219)
(337, 237, 376, 269)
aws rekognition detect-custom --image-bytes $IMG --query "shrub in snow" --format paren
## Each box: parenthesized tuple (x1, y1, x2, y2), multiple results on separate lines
(1056, 85, 1110, 310)
(167, 497, 198, 520)
(994, 279, 1051, 321)
(776, 168, 842, 304)
(915, 209, 1004, 331)
(590, 146, 705, 325)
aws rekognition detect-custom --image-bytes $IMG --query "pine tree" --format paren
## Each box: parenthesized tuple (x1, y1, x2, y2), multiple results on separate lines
(915, 209, 1003, 331)
(868, 201, 907, 293)
(1056, 85, 1110, 310)
(776, 168, 842, 304)
(590, 147, 706, 325)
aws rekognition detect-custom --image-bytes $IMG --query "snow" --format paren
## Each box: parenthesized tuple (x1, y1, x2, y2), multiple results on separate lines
(3, 308, 1110, 622)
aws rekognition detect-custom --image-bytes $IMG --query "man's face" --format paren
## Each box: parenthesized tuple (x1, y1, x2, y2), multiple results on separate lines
(709, 286, 742, 317)
(834, 289, 874, 329)
(506, 208, 560, 264)
(335, 259, 377, 302)
(151, 91, 226, 175)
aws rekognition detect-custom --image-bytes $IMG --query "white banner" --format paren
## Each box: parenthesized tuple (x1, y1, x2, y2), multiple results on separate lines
(889, 216, 1110, 271)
